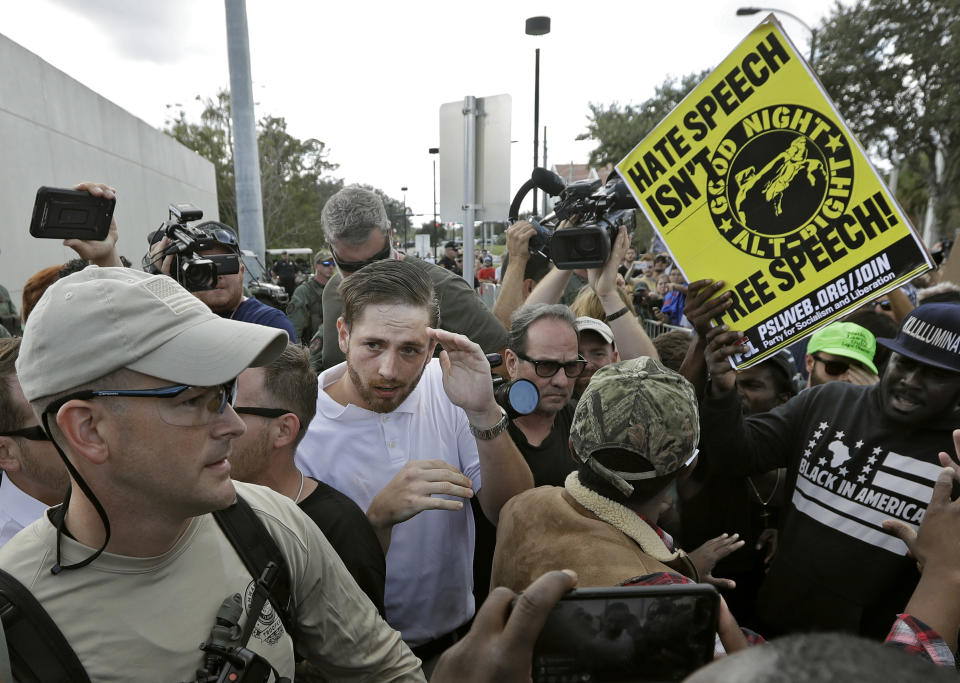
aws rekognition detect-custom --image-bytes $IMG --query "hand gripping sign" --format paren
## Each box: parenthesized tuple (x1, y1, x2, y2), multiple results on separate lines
(617, 15, 932, 368)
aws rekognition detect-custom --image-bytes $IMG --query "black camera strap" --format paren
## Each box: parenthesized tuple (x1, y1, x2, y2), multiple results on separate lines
(212, 495, 294, 636)
(0, 568, 91, 683)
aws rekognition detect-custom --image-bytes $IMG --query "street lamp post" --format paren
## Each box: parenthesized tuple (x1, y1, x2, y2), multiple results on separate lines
(525, 16, 551, 216)
(401, 186, 408, 253)
(429, 147, 439, 256)
(736, 7, 816, 64)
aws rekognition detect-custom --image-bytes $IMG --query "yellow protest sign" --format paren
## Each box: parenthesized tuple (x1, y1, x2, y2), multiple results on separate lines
(617, 16, 932, 367)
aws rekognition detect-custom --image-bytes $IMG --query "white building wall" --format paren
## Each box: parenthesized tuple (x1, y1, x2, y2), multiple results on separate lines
(0, 33, 218, 306)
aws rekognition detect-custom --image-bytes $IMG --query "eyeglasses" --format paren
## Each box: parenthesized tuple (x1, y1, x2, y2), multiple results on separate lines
(515, 352, 588, 378)
(44, 380, 238, 427)
(0, 425, 50, 441)
(873, 300, 892, 311)
(332, 239, 392, 273)
(812, 353, 854, 377)
(316, 259, 335, 267)
(234, 406, 293, 419)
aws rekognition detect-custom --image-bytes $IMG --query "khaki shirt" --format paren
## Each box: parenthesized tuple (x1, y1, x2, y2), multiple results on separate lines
(0, 482, 424, 681)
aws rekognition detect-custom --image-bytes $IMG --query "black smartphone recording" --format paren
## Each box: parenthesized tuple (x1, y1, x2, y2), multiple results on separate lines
(29, 186, 116, 241)
(514, 584, 719, 682)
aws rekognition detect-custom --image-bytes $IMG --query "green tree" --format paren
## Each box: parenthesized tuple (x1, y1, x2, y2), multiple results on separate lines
(577, 70, 710, 169)
(166, 92, 403, 254)
(165, 92, 237, 228)
(257, 115, 342, 248)
(815, 0, 960, 239)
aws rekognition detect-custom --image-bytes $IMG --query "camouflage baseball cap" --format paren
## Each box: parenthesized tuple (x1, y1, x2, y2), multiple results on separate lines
(571, 356, 699, 496)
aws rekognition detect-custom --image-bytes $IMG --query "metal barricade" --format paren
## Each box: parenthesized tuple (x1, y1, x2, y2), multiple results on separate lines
(642, 318, 693, 339)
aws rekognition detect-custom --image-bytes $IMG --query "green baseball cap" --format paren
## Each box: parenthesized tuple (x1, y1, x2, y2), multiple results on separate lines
(807, 322, 878, 374)
(571, 356, 699, 497)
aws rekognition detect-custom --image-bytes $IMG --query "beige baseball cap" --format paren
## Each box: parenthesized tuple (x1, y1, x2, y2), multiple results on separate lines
(575, 316, 614, 344)
(16, 266, 288, 401)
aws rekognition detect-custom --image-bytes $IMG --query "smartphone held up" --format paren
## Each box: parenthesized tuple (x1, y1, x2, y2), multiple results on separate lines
(29, 186, 115, 241)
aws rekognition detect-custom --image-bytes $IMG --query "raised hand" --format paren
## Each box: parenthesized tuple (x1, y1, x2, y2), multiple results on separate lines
(687, 533, 745, 590)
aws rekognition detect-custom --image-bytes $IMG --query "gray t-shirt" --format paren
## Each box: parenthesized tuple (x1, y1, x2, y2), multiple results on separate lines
(0, 481, 424, 682)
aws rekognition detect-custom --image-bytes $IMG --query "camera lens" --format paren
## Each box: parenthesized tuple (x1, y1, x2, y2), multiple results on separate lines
(575, 235, 601, 256)
(180, 260, 217, 291)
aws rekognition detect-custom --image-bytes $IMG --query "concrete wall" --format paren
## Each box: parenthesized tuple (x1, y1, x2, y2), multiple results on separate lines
(0, 33, 218, 308)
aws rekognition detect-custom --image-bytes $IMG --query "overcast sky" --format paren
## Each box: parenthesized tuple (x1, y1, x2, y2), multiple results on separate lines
(3, 0, 842, 230)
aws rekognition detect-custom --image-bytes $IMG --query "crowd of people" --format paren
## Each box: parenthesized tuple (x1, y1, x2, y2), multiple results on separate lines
(0, 181, 959, 681)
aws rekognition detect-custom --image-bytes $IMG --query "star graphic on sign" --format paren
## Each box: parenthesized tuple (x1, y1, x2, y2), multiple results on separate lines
(809, 439, 817, 448)
(819, 422, 828, 430)
(862, 465, 872, 474)
(825, 134, 843, 152)
(854, 440, 864, 449)
(867, 455, 878, 465)
(873, 447, 882, 455)
(835, 431, 845, 439)
(804, 449, 811, 457)
(813, 430, 823, 439)
(839, 466, 849, 476)
(718, 217, 733, 234)
(818, 457, 827, 466)
(857, 474, 866, 483)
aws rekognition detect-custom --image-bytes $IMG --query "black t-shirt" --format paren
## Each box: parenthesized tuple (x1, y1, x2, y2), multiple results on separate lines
(298, 478, 386, 616)
(507, 403, 577, 488)
(272, 259, 299, 282)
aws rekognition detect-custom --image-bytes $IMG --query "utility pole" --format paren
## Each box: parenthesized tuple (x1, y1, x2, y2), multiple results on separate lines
(224, 0, 265, 262)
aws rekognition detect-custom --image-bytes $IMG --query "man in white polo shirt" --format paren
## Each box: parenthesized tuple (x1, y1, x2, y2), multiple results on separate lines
(296, 259, 533, 666)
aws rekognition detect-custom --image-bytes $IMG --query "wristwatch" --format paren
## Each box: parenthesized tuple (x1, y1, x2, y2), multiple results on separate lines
(470, 406, 509, 440)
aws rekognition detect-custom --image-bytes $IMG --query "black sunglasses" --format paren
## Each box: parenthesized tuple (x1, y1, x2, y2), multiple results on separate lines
(332, 240, 392, 273)
(515, 352, 588, 378)
(234, 406, 293, 419)
(812, 353, 853, 376)
(0, 425, 50, 441)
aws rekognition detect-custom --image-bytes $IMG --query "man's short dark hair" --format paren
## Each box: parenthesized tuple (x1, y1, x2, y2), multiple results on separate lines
(507, 304, 576, 355)
(0, 338, 28, 433)
(339, 259, 439, 329)
(697, 631, 959, 682)
(652, 330, 692, 372)
(261, 344, 317, 446)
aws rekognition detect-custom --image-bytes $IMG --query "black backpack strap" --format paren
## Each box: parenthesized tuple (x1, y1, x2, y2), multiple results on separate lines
(213, 495, 294, 635)
(0, 568, 91, 683)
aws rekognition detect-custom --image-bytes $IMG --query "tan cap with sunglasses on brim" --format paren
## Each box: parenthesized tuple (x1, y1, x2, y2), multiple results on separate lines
(16, 266, 288, 402)
(807, 322, 878, 375)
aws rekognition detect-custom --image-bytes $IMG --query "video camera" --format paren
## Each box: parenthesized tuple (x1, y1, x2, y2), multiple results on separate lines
(142, 204, 241, 292)
(487, 354, 540, 419)
(509, 168, 638, 270)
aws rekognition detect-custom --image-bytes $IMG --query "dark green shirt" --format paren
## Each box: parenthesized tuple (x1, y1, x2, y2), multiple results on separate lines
(316, 258, 507, 371)
(287, 278, 325, 344)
